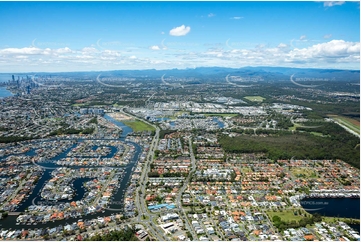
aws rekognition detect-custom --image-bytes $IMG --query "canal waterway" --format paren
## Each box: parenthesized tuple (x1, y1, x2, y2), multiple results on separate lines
(0, 114, 142, 230)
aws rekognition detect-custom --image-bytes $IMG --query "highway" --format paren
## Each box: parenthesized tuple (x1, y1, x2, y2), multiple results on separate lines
(331, 119, 360, 138)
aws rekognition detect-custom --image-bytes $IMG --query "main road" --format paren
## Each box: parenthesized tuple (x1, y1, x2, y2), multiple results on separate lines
(119, 108, 168, 240)
(174, 137, 198, 240)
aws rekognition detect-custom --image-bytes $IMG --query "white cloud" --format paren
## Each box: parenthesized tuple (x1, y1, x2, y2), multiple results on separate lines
(15, 55, 28, 59)
(208, 13, 216, 17)
(230, 16, 243, 20)
(81, 47, 98, 54)
(149, 45, 160, 50)
(300, 35, 307, 40)
(324, 1, 345, 7)
(74, 55, 94, 59)
(169, 25, 191, 36)
(0, 46, 74, 56)
(199, 39, 360, 68)
(0, 47, 45, 55)
(55, 47, 72, 54)
(0, 39, 359, 72)
(102, 50, 121, 57)
(288, 40, 359, 59)
(324, 34, 332, 39)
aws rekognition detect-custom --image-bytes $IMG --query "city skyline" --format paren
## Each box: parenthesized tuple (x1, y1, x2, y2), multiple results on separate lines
(0, 1, 360, 72)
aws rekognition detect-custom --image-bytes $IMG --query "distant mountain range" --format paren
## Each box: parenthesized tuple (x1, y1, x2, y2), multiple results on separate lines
(10, 66, 361, 82)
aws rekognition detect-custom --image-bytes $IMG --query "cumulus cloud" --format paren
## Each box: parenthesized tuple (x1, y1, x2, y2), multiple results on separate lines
(150, 45, 160, 50)
(300, 35, 307, 40)
(324, 34, 332, 39)
(0, 39, 359, 72)
(208, 13, 216, 17)
(55, 47, 72, 54)
(199, 39, 360, 68)
(169, 25, 191, 36)
(288, 40, 359, 59)
(0, 46, 74, 56)
(230, 16, 243, 20)
(0, 47, 46, 55)
(324, 1, 345, 7)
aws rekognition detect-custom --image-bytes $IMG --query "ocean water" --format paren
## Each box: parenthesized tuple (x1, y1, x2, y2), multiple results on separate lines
(0, 73, 12, 83)
(0, 87, 13, 98)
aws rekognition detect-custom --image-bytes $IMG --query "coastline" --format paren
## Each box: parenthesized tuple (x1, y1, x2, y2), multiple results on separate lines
(0, 86, 15, 98)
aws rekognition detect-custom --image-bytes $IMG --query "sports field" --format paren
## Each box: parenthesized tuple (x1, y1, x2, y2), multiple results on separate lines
(122, 120, 155, 132)
(244, 96, 265, 102)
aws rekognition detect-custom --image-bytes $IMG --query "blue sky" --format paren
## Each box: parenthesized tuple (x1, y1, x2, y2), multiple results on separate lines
(0, 1, 359, 72)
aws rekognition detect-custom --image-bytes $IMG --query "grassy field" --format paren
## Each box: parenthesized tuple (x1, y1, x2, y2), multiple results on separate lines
(290, 167, 319, 178)
(327, 115, 360, 135)
(72, 103, 85, 107)
(268, 211, 360, 227)
(267, 210, 305, 223)
(289, 123, 329, 137)
(241, 167, 252, 173)
(122, 120, 155, 132)
(310, 132, 325, 137)
(289, 123, 301, 131)
(244, 96, 265, 102)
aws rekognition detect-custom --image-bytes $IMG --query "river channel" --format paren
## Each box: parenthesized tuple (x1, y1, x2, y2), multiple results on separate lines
(0, 114, 142, 230)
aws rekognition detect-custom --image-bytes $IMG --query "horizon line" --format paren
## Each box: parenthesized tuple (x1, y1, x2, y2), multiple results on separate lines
(0, 65, 360, 74)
